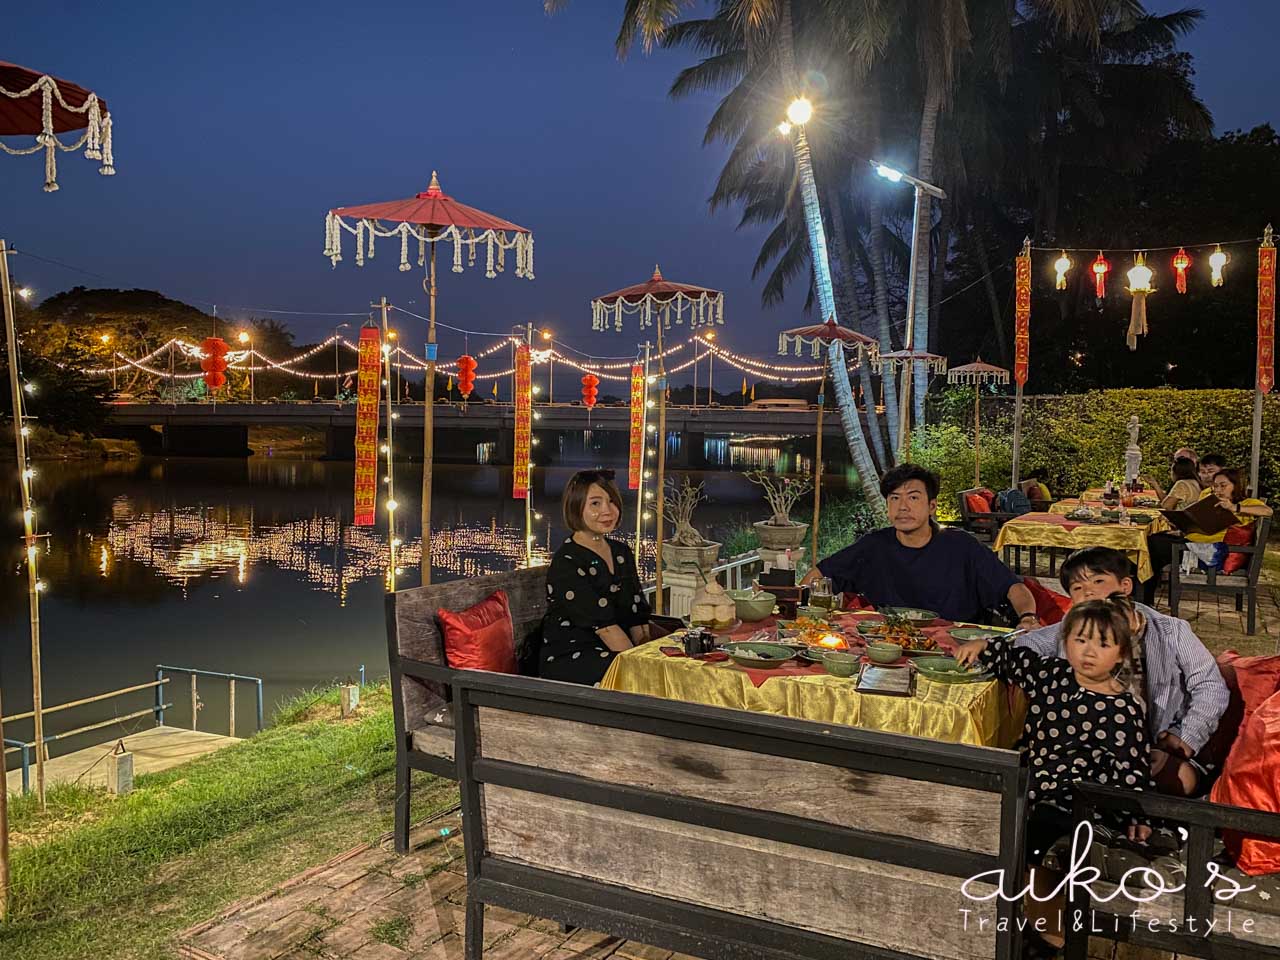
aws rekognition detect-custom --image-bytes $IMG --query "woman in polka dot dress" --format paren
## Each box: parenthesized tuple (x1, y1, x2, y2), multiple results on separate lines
(538, 470, 652, 685)
(955, 598, 1155, 854)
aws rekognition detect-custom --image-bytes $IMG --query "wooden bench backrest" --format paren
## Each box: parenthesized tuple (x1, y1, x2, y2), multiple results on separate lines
(386, 567, 548, 728)
(454, 671, 1029, 960)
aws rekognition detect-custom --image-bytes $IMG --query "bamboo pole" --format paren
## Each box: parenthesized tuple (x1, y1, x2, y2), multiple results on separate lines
(634, 342, 651, 556)
(228, 679, 236, 738)
(811, 365, 825, 566)
(420, 239, 438, 584)
(2, 678, 169, 724)
(525, 322, 534, 567)
(1, 238, 45, 808)
(380, 297, 397, 590)
(1, 662, 10, 920)
(1011, 381, 1025, 488)
(974, 383, 981, 489)
(190, 675, 198, 731)
(654, 322, 667, 615)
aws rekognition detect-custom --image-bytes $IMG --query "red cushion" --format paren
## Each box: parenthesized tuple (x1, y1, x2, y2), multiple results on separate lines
(1217, 650, 1280, 727)
(965, 493, 992, 515)
(436, 590, 517, 673)
(1023, 577, 1071, 626)
(1222, 524, 1255, 575)
(1211, 690, 1280, 875)
(977, 488, 997, 508)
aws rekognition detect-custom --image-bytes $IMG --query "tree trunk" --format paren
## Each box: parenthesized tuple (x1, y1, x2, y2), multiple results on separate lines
(910, 83, 944, 424)
(828, 342, 887, 522)
(971, 222, 1009, 367)
(828, 185, 887, 470)
(865, 102, 900, 456)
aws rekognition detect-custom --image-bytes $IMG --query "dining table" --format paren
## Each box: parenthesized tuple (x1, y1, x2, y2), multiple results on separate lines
(599, 612, 1026, 749)
(994, 508, 1171, 581)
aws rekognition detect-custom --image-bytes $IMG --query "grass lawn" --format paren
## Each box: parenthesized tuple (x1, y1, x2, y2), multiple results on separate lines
(0, 682, 458, 960)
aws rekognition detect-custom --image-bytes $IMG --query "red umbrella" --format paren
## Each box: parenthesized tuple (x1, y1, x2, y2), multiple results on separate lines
(777, 316, 879, 360)
(0, 61, 114, 191)
(947, 359, 1011, 488)
(325, 172, 535, 585)
(590, 267, 725, 615)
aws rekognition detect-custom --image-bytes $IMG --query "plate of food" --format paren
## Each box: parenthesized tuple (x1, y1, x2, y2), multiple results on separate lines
(876, 606, 939, 625)
(913, 656, 993, 684)
(948, 626, 1007, 641)
(719, 642, 796, 669)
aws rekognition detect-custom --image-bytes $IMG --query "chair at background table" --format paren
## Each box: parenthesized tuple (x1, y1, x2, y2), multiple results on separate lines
(957, 487, 1014, 543)
(1170, 517, 1272, 636)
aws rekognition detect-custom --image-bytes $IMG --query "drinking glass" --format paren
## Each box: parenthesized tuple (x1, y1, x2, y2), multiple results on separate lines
(810, 577, 834, 611)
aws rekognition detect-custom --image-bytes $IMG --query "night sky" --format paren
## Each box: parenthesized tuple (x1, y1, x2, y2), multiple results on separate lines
(4, 0, 1277, 370)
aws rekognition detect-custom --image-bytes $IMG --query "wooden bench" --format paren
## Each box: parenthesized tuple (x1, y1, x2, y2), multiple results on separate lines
(384, 567, 549, 852)
(450, 668, 1030, 960)
(1170, 516, 1272, 635)
(1062, 782, 1280, 959)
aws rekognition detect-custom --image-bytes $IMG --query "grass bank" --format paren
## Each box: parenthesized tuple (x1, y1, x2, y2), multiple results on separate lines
(0, 682, 457, 960)
(14, 424, 140, 461)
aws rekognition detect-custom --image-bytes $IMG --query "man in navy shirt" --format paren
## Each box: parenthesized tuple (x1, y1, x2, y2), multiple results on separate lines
(803, 465, 1040, 627)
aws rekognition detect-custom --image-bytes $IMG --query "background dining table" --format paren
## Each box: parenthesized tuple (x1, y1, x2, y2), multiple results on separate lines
(994, 510, 1170, 581)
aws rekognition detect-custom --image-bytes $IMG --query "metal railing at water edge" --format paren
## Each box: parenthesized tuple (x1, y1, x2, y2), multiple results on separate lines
(640, 550, 763, 603)
(154, 665, 265, 737)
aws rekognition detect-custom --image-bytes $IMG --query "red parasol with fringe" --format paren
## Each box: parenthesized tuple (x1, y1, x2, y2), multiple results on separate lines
(0, 61, 115, 191)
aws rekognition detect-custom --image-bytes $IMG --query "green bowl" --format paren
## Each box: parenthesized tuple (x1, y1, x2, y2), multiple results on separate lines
(821, 650, 859, 678)
(720, 641, 796, 670)
(914, 656, 993, 684)
(866, 642, 904, 664)
(796, 605, 827, 621)
(727, 589, 777, 622)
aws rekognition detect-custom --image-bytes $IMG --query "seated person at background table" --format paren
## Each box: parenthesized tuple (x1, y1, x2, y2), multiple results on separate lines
(984, 546, 1229, 799)
(1197, 452, 1225, 489)
(1160, 456, 1202, 511)
(538, 469, 651, 685)
(1144, 467, 1271, 604)
(802, 464, 1041, 627)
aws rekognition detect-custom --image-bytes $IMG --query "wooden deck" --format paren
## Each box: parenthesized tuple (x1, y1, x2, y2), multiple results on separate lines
(6, 725, 238, 795)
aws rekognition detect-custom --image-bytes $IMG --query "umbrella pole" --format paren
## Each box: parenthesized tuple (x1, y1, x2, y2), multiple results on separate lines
(654, 323, 667, 615)
(1011, 381, 1024, 489)
(421, 242, 438, 584)
(635, 342, 651, 557)
(811, 366, 825, 568)
(974, 383, 981, 489)
(2, 239, 45, 809)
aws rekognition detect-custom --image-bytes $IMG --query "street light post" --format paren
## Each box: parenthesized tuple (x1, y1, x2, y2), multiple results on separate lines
(704, 331, 716, 405)
(540, 329, 553, 403)
(100, 333, 116, 393)
(237, 330, 254, 403)
(871, 160, 946, 459)
(334, 323, 350, 402)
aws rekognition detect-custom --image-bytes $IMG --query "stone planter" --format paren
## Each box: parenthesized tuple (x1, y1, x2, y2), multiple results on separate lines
(661, 540, 722, 574)
(753, 520, 809, 551)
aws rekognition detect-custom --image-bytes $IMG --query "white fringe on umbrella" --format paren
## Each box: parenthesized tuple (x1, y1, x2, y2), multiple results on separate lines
(325, 214, 535, 281)
(0, 73, 115, 191)
(947, 364, 1010, 386)
(589, 291, 725, 333)
(873, 352, 949, 375)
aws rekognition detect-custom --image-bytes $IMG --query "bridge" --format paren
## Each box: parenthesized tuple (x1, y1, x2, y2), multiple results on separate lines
(104, 402, 846, 462)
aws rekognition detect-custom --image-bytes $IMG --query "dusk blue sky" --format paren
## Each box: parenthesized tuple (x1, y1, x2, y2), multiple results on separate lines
(4, 1, 1276, 367)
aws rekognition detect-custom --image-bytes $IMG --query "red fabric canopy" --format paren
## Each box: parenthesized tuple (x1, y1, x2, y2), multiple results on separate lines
(780, 317, 878, 350)
(331, 172, 529, 233)
(592, 265, 722, 306)
(0, 61, 105, 136)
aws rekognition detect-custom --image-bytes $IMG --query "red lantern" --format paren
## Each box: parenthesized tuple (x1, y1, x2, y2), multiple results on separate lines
(456, 354, 477, 398)
(201, 337, 229, 390)
(1172, 247, 1192, 295)
(581, 373, 599, 409)
(1091, 252, 1111, 300)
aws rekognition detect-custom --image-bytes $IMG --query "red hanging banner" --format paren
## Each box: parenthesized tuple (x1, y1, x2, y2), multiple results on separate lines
(1259, 239, 1276, 395)
(627, 364, 644, 489)
(513, 344, 532, 499)
(1014, 244, 1032, 386)
(353, 327, 382, 525)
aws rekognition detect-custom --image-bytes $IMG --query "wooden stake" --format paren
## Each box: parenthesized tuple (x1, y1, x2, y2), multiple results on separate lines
(1, 238, 45, 808)
(190, 674, 198, 731)
(974, 383, 981, 489)
(420, 240, 438, 584)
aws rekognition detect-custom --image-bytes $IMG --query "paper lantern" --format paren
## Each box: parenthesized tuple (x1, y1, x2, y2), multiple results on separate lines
(1209, 244, 1228, 287)
(200, 337, 229, 390)
(1091, 252, 1111, 300)
(1126, 253, 1154, 351)
(581, 373, 599, 409)
(1053, 251, 1073, 290)
(1172, 247, 1191, 295)
(456, 354, 477, 398)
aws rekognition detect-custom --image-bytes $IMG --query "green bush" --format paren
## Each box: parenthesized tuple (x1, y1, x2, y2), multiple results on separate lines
(910, 423, 1014, 521)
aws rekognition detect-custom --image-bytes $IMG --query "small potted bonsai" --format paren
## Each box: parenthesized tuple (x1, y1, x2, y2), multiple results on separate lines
(746, 469, 812, 551)
(661, 478, 721, 573)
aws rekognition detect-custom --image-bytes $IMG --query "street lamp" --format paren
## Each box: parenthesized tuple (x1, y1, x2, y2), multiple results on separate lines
(870, 158, 946, 458)
(704, 330, 716, 406)
(16, 287, 33, 301)
(334, 323, 350, 402)
(100, 333, 117, 392)
(237, 330, 254, 403)
(387, 329, 400, 403)
(540, 329, 554, 402)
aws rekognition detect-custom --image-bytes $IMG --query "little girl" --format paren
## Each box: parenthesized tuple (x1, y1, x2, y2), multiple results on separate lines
(955, 597, 1153, 949)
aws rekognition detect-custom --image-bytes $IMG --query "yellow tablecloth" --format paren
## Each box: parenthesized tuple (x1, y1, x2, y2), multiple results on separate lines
(994, 512, 1169, 581)
(1050, 498, 1165, 517)
(599, 640, 1021, 748)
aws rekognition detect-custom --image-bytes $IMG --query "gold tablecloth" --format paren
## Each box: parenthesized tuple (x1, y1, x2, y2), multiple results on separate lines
(994, 512, 1169, 581)
(1049, 498, 1165, 518)
(599, 640, 1021, 748)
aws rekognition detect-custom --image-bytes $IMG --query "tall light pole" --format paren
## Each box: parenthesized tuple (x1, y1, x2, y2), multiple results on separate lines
(388, 329, 400, 403)
(100, 333, 117, 393)
(237, 330, 253, 403)
(540, 328, 553, 402)
(704, 330, 716, 405)
(870, 160, 946, 459)
(778, 97, 886, 516)
(334, 322, 350, 402)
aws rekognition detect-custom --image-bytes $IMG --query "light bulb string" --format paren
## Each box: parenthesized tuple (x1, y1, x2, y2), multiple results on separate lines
(1031, 237, 1263, 255)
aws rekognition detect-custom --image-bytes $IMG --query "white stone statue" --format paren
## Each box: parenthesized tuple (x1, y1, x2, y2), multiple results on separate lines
(1124, 415, 1142, 486)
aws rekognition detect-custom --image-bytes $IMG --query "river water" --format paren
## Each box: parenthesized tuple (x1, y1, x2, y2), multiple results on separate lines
(1, 440, 851, 757)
